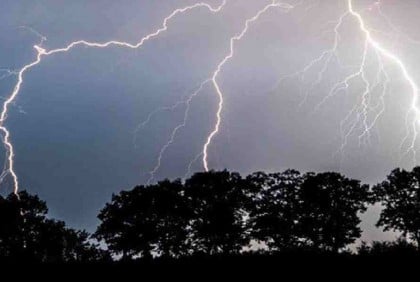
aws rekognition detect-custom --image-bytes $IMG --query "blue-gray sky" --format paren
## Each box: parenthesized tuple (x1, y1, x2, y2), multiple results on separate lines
(1, 0, 420, 243)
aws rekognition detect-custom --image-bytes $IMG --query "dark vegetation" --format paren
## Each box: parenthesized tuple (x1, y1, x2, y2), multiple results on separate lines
(1, 167, 420, 265)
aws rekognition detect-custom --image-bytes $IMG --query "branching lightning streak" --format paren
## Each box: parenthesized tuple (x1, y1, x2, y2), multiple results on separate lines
(0, 1, 226, 194)
(3, 0, 420, 193)
(133, 80, 210, 148)
(375, 1, 420, 47)
(19, 25, 47, 47)
(202, 0, 294, 171)
(0, 69, 18, 81)
(146, 79, 211, 184)
(185, 152, 203, 179)
(272, 0, 420, 167)
(347, 0, 420, 162)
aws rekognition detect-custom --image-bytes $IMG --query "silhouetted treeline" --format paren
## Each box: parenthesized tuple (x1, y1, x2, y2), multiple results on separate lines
(1, 167, 420, 263)
(0, 192, 110, 263)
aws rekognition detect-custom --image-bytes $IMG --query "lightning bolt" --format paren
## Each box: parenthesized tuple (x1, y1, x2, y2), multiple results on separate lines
(132, 81, 210, 149)
(142, 0, 297, 179)
(271, 9, 349, 108)
(0, 1, 226, 194)
(202, 0, 295, 172)
(3, 0, 420, 194)
(345, 0, 420, 163)
(271, 0, 420, 168)
(146, 79, 211, 184)
(19, 25, 48, 47)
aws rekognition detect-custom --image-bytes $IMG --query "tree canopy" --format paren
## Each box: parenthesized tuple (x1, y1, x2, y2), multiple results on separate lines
(299, 172, 370, 251)
(95, 169, 372, 258)
(374, 167, 420, 247)
(94, 179, 191, 258)
(0, 191, 109, 262)
(2, 167, 420, 262)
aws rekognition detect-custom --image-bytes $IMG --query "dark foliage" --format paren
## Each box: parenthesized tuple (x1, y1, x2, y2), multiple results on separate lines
(0, 191, 110, 263)
(299, 172, 370, 251)
(3, 167, 420, 264)
(96, 170, 371, 258)
(95, 171, 250, 258)
(246, 170, 304, 250)
(373, 167, 420, 247)
(246, 170, 370, 252)
(183, 171, 250, 255)
(358, 239, 419, 256)
(94, 179, 191, 258)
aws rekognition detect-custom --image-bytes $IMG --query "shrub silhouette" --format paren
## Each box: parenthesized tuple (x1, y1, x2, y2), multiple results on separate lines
(358, 239, 419, 256)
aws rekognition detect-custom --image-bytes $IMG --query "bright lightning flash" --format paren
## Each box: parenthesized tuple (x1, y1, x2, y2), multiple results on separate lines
(137, 0, 296, 180)
(2, 0, 420, 194)
(273, 0, 420, 168)
(0, 1, 226, 194)
(202, 0, 295, 171)
(347, 0, 420, 162)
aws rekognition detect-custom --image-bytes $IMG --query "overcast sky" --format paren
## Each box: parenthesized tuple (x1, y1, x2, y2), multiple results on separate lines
(1, 0, 420, 242)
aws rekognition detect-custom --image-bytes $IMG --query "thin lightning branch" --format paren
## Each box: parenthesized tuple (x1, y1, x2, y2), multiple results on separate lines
(0, 1, 226, 194)
(271, 10, 349, 107)
(300, 12, 349, 107)
(146, 79, 211, 184)
(0, 69, 18, 81)
(357, 49, 388, 145)
(375, 1, 420, 46)
(134, 100, 186, 137)
(202, 0, 295, 171)
(185, 152, 203, 179)
(132, 81, 210, 148)
(19, 25, 47, 47)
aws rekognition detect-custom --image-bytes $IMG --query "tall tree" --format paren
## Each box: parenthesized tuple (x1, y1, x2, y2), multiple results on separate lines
(0, 191, 107, 262)
(373, 167, 420, 247)
(299, 172, 370, 252)
(246, 170, 303, 251)
(184, 171, 249, 255)
(95, 179, 191, 259)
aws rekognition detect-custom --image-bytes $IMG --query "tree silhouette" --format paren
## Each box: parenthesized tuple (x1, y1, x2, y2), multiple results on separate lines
(299, 172, 370, 252)
(95, 171, 250, 258)
(8, 167, 420, 262)
(95, 179, 191, 259)
(246, 170, 303, 251)
(373, 167, 420, 248)
(95, 170, 374, 258)
(183, 170, 249, 255)
(0, 191, 108, 262)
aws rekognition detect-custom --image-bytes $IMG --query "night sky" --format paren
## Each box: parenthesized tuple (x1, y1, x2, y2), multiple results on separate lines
(1, 0, 420, 243)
